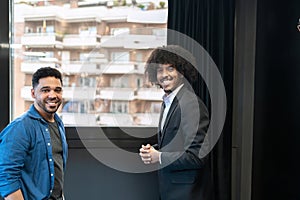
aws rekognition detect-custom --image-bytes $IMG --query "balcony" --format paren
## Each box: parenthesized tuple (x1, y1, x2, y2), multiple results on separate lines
(61, 61, 144, 75)
(100, 34, 166, 49)
(96, 88, 135, 101)
(60, 112, 98, 126)
(63, 34, 101, 48)
(61, 61, 101, 75)
(63, 86, 97, 100)
(21, 61, 57, 73)
(96, 87, 163, 101)
(136, 88, 164, 101)
(60, 112, 159, 127)
(21, 33, 63, 48)
(101, 62, 144, 74)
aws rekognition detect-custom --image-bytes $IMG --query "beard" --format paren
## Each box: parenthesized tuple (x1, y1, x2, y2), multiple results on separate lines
(163, 89, 172, 94)
(37, 100, 61, 114)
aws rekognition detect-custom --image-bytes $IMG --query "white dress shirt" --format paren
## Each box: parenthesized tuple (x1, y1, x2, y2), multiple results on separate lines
(160, 84, 184, 130)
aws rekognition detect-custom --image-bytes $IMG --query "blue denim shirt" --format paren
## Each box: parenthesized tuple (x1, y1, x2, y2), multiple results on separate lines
(0, 105, 68, 199)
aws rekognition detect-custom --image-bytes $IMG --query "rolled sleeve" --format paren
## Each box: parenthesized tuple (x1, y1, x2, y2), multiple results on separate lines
(0, 122, 29, 197)
(0, 181, 21, 198)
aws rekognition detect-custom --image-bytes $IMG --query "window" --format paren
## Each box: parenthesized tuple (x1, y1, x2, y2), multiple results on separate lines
(111, 101, 128, 113)
(12, 0, 167, 127)
(111, 76, 129, 88)
(111, 51, 129, 63)
(136, 78, 142, 88)
(135, 52, 143, 62)
(111, 27, 129, 36)
(36, 26, 43, 33)
(25, 26, 33, 33)
(79, 26, 97, 36)
(46, 26, 54, 33)
(152, 28, 167, 36)
(79, 53, 89, 61)
(80, 77, 96, 87)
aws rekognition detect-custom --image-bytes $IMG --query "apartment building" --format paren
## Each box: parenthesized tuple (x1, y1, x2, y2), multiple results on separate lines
(14, 0, 167, 126)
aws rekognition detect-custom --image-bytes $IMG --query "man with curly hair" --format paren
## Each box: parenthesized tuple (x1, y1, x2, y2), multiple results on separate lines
(139, 45, 211, 200)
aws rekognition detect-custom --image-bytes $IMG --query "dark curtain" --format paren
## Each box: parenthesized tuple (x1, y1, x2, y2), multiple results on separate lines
(252, 0, 300, 199)
(167, 0, 234, 199)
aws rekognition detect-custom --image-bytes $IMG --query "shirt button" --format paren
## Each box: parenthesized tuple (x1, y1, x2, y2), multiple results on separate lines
(50, 190, 52, 193)
(45, 128, 48, 131)
(47, 143, 51, 146)
(51, 173, 54, 176)
(49, 159, 52, 162)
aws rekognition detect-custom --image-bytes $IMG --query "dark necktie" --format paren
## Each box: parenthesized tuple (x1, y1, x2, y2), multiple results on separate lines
(158, 102, 165, 140)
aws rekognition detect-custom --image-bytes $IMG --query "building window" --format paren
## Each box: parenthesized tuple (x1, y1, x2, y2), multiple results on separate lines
(135, 52, 143, 62)
(25, 26, 33, 33)
(80, 77, 96, 87)
(111, 51, 129, 63)
(111, 101, 128, 113)
(36, 26, 43, 33)
(46, 25, 54, 33)
(152, 28, 167, 36)
(79, 26, 97, 36)
(111, 27, 129, 36)
(79, 53, 89, 61)
(111, 76, 129, 88)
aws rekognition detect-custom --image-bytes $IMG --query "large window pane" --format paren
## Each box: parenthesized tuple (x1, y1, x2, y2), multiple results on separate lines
(12, 0, 168, 127)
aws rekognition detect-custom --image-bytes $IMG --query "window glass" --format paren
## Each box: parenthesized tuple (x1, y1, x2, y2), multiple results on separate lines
(12, 0, 167, 127)
(111, 27, 130, 36)
(111, 51, 129, 63)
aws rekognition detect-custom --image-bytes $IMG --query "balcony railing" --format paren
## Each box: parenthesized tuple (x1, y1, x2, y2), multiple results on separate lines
(97, 88, 135, 100)
(136, 88, 164, 101)
(61, 61, 145, 75)
(63, 34, 101, 48)
(60, 112, 159, 127)
(61, 62, 101, 75)
(101, 34, 166, 49)
(21, 61, 57, 73)
(21, 33, 63, 47)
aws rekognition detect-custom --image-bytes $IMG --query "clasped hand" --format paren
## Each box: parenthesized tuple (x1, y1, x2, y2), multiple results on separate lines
(139, 144, 160, 164)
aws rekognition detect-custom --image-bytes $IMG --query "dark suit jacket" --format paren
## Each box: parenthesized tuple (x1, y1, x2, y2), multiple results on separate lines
(156, 86, 211, 200)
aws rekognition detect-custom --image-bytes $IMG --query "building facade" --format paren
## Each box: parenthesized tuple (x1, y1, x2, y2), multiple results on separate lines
(14, 0, 167, 126)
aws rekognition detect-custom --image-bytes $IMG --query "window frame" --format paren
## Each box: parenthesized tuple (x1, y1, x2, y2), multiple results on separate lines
(0, 0, 10, 131)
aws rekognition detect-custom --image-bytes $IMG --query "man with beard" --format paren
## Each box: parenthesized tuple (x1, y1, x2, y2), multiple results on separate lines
(0, 67, 68, 200)
(139, 45, 211, 200)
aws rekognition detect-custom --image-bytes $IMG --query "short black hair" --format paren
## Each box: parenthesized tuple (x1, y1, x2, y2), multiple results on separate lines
(145, 45, 198, 85)
(32, 67, 63, 88)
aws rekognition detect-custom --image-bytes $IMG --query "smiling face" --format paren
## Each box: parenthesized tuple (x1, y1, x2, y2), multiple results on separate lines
(157, 64, 184, 94)
(31, 76, 63, 122)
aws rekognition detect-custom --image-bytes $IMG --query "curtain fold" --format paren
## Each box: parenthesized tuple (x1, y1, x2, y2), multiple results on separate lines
(167, 0, 235, 199)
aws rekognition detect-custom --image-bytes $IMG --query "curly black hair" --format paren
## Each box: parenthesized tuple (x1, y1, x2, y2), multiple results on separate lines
(145, 45, 198, 86)
(32, 67, 63, 88)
